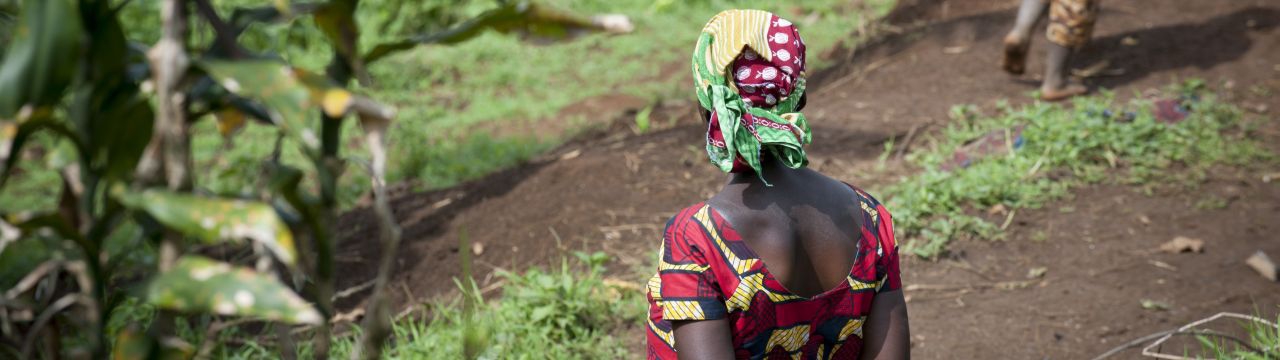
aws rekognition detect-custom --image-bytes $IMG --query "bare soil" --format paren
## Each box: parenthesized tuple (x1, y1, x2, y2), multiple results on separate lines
(335, 0, 1280, 357)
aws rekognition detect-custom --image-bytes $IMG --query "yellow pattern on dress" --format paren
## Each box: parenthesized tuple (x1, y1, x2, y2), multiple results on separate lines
(847, 276, 878, 291)
(647, 317, 674, 347)
(693, 206, 758, 274)
(860, 201, 879, 224)
(765, 325, 811, 359)
(766, 289, 803, 303)
(647, 272, 663, 300)
(839, 317, 866, 340)
(822, 317, 867, 357)
(662, 300, 707, 320)
(726, 272, 765, 312)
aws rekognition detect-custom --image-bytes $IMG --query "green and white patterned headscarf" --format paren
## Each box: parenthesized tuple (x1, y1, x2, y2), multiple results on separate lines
(693, 9, 810, 180)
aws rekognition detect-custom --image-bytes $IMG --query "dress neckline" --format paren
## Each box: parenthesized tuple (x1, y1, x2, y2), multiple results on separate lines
(700, 202, 863, 301)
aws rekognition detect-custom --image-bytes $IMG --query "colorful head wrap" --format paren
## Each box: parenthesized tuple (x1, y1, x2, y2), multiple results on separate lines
(693, 9, 810, 180)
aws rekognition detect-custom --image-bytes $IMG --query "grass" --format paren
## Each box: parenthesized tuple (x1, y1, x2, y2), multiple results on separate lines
(354, 0, 895, 201)
(881, 81, 1274, 258)
(1198, 313, 1280, 359)
(106, 251, 646, 359)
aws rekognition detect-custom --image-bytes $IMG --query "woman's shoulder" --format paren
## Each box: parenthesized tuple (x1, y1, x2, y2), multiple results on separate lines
(660, 202, 712, 240)
(820, 175, 892, 234)
(843, 182, 885, 208)
(805, 168, 885, 206)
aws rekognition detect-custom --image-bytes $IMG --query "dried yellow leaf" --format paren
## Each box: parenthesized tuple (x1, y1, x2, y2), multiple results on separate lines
(322, 89, 353, 118)
(214, 109, 246, 137)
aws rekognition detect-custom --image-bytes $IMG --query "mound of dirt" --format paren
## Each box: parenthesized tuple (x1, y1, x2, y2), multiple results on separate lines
(336, 0, 1280, 357)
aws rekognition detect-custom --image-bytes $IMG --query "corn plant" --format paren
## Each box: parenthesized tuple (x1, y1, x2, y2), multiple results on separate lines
(0, 0, 629, 359)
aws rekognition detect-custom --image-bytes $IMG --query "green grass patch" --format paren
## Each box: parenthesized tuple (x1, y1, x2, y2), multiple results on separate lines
(105, 251, 645, 359)
(882, 82, 1274, 258)
(360, 252, 645, 359)
(1197, 313, 1280, 359)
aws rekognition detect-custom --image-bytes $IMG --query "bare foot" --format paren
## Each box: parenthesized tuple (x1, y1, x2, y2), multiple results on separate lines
(1040, 83, 1088, 101)
(1001, 33, 1030, 75)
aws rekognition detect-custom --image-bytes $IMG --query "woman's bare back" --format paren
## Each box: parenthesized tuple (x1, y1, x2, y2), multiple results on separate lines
(706, 166, 865, 298)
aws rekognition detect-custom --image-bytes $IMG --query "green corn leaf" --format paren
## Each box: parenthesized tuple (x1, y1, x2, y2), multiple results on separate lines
(363, 0, 633, 63)
(228, 2, 320, 37)
(147, 255, 322, 325)
(199, 60, 320, 153)
(113, 188, 298, 266)
(198, 60, 390, 154)
(0, 0, 83, 117)
(0, 113, 84, 191)
(73, 1, 155, 182)
(90, 94, 154, 181)
(313, 0, 370, 84)
(0, 220, 53, 290)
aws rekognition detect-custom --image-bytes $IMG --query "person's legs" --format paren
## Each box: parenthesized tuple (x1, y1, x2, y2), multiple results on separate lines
(1039, 42, 1087, 100)
(1040, 0, 1099, 101)
(1001, 0, 1048, 75)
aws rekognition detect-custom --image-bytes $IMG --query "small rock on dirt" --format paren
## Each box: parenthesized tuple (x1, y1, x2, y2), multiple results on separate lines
(1148, 260, 1177, 271)
(1027, 266, 1048, 279)
(1138, 214, 1151, 225)
(1121, 36, 1139, 46)
(432, 198, 453, 210)
(1245, 251, 1277, 282)
(1159, 236, 1204, 253)
(472, 242, 485, 256)
(1264, 172, 1280, 183)
(1140, 299, 1170, 311)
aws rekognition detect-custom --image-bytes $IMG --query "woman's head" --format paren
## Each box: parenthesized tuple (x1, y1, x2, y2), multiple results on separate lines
(692, 10, 811, 179)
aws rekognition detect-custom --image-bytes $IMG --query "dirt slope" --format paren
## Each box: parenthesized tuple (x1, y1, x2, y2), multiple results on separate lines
(336, 0, 1280, 357)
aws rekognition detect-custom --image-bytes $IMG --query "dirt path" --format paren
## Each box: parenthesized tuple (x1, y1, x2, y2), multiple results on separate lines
(335, 0, 1280, 357)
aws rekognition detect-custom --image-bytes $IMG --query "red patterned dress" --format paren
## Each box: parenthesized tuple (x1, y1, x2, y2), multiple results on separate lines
(646, 186, 901, 359)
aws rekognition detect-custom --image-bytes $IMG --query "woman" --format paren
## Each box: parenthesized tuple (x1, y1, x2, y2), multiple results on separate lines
(645, 10, 911, 359)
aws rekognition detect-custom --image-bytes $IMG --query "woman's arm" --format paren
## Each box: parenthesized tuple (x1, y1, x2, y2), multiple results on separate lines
(672, 319, 735, 359)
(859, 289, 911, 360)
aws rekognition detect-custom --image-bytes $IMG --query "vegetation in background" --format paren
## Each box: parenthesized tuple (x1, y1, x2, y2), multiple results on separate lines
(0, 0, 628, 358)
(882, 81, 1273, 258)
(57, 0, 892, 209)
(367, 0, 894, 189)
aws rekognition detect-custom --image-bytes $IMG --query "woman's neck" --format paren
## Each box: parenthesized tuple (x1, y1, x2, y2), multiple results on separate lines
(726, 155, 805, 187)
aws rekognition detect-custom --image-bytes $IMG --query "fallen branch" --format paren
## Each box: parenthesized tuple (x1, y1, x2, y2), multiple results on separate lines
(1091, 312, 1279, 360)
(332, 280, 376, 302)
(903, 280, 1034, 292)
(20, 295, 86, 358)
(4, 261, 59, 300)
(598, 223, 663, 232)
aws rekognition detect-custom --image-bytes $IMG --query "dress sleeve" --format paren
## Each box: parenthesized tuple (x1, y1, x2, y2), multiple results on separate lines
(651, 210, 728, 321)
(873, 202, 903, 293)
